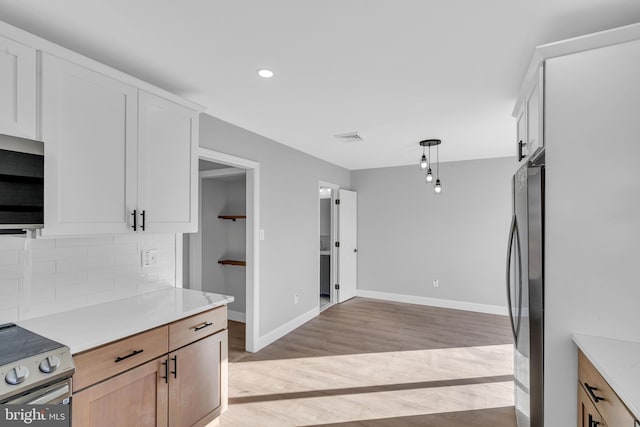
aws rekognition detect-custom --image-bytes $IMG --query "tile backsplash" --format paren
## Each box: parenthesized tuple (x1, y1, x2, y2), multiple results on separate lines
(0, 233, 177, 323)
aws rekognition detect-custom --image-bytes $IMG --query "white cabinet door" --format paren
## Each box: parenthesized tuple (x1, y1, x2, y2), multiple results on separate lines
(337, 189, 357, 303)
(41, 54, 138, 236)
(0, 36, 36, 139)
(516, 103, 527, 162)
(138, 91, 197, 233)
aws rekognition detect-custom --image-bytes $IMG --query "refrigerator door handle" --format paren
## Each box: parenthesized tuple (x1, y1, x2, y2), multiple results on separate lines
(506, 215, 523, 345)
(506, 215, 518, 343)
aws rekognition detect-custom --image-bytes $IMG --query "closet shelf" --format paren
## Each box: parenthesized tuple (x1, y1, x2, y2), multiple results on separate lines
(218, 259, 246, 267)
(218, 215, 246, 221)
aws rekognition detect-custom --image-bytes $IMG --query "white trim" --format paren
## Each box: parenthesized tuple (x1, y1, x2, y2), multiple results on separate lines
(200, 167, 245, 179)
(174, 234, 183, 288)
(228, 310, 246, 323)
(356, 289, 509, 316)
(196, 147, 260, 353)
(319, 181, 340, 308)
(255, 306, 319, 351)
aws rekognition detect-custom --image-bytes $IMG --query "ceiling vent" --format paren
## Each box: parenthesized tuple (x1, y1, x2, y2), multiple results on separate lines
(334, 132, 363, 143)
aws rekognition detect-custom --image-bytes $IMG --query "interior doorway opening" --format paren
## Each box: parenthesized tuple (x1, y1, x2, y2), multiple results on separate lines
(183, 148, 260, 353)
(319, 181, 339, 311)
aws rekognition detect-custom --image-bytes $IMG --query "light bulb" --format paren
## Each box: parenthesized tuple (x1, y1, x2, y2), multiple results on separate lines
(426, 168, 433, 182)
(420, 154, 428, 170)
(434, 179, 442, 194)
(257, 68, 274, 78)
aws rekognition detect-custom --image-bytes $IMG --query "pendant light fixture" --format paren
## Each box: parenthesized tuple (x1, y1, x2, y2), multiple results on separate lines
(419, 145, 428, 170)
(419, 139, 443, 194)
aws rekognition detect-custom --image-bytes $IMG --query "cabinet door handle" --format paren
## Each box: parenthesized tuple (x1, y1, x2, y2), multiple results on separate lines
(170, 355, 177, 379)
(140, 210, 146, 231)
(584, 383, 605, 403)
(518, 140, 527, 161)
(194, 322, 213, 332)
(588, 413, 600, 427)
(114, 349, 144, 363)
(131, 209, 137, 231)
(161, 359, 168, 384)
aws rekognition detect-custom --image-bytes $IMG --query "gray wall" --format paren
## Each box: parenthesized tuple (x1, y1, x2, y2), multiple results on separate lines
(199, 114, 351, 336)
(352, 157, 515, 308)
(544, 39, 640, 426)
(201, 179, 227, 301)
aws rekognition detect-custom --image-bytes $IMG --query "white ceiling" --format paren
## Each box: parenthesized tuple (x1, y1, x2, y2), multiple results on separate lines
(1, 1, 640, 170)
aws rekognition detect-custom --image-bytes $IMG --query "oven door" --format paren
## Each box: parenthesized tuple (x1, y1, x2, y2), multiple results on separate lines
(3, 377, 72, 405)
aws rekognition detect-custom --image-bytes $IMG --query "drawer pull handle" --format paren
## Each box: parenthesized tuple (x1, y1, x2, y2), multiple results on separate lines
(161, 359, 169, 384)
(585, 383, 605, 403)
(194, 322, 213, 332)
(114, 349, 144, 363)
(171, 355, 178, 379)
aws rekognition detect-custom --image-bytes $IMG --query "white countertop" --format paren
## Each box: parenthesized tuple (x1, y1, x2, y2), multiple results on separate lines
(573, 333, 640, 420)
(18, 288, 234, 354)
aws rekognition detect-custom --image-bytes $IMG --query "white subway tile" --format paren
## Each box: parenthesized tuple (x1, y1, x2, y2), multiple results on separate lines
(88, 265, 138, 281)
(32, 246, 87, 262)
(88, 243, 137, 258)
(0, 307, 19, 323)
(0, 264, 24, 280)
(30, 239, 55, 249)
(0, 251, 20, 266)
(55, 236, 114, 247)
(56, 280, 114, 299)
(0, 279, 19, 296)
(0, 237, 27, 250)
(29, 287, 56, 304)
(32, 261, 56, 275)
(32, 271, 87, 289)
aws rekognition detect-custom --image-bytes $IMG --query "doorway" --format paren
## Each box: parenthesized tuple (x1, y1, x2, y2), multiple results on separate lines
(319, 181, 339, 311)
(184, 147, 260, 353)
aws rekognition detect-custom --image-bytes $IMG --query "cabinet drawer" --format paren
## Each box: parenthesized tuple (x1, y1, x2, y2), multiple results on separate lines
(578, 382, 606, 427)
(169, 306, 227, 351)
(578, 350, 635, 427)
(73, 326, 168, 392)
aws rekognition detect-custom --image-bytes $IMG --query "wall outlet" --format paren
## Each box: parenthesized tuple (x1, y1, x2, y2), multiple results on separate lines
(141, 249, 158, 268)
(433, 279, 439, 288)
(294, 293, 299, 304)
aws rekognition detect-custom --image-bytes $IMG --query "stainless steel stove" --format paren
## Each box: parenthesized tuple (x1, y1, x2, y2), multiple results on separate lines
(0, 323, 74, 404)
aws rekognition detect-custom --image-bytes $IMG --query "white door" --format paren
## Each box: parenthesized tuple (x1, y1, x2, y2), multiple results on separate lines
(0, 35, 36, 139)
(41, 53, 137, 236)
(337, 189, 357, 303)
(138, 91, 198, 233)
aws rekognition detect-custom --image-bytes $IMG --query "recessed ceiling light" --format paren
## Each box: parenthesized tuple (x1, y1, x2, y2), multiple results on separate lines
(257, 68, 274, 78)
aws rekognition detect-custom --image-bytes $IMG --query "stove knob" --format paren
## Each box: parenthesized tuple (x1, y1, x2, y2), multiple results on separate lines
(39, 355, 61, 374)
(5, 365, 29, 385)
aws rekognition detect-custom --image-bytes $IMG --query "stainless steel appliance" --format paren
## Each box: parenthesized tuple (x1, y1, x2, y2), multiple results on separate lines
(0, 133, 44, 234)
(0, 323, 74, 404)
(506, 148, 544, 427)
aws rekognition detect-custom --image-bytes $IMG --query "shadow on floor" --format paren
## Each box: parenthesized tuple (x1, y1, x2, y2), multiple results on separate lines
(230, 297, 513, 362)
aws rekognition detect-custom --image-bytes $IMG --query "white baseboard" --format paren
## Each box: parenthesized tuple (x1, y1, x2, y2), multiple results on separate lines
(356, 289, 509, 316)
(228, 310, 246, 323)
(255, 306, 319, 351)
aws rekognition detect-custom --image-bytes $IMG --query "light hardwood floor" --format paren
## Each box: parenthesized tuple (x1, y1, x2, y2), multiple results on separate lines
(220, 298, 516, 427)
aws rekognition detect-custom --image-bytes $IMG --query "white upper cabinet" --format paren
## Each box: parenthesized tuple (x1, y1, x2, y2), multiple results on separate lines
(0, 35, 36, 139)
(514, 64, 544, 163)
(41, 53, 138, 236)
(138, 91, 198, 233)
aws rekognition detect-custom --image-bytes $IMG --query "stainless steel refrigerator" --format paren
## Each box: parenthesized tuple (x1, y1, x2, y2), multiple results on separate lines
(507, 148, 544, 427)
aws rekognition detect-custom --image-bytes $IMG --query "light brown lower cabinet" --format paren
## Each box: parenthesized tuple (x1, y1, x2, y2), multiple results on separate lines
(72, 310, 228, 427)
(577, 350, 637, 427)
(73, 356, 169, 427)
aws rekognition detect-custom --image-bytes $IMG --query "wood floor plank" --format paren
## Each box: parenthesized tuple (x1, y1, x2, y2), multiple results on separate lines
(219, 297, 516, 427)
